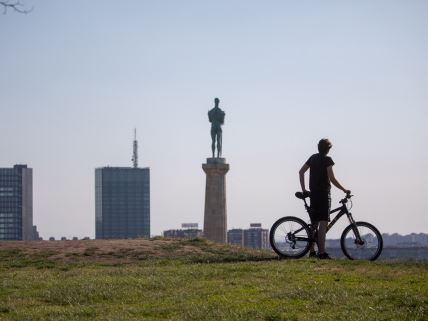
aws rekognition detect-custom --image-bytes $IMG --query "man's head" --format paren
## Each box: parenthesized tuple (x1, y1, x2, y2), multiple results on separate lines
(214, 97, 220, 106)
(318, 138, 332, 155)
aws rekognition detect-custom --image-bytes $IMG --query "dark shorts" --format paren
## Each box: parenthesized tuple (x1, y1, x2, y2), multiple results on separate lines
(309, 191, 331, 222)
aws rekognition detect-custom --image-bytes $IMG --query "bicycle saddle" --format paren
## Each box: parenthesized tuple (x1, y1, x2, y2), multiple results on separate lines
(295, 191, 310, 199)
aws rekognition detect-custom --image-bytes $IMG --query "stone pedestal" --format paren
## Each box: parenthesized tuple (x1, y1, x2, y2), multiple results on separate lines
(202, 158, 229, 243)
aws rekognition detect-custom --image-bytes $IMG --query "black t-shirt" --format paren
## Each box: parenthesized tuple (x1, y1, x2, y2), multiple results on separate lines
(305, 153, 335, 192)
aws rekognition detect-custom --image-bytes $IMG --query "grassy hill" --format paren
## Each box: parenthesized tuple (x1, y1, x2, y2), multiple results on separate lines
(0, 238, 426, 321)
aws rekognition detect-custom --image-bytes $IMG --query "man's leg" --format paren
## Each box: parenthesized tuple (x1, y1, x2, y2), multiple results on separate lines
(318, 191, 331, 255)
(309, 221, 318, 253)
(309, 194, 320, 254)
(317, 221, 328, 254)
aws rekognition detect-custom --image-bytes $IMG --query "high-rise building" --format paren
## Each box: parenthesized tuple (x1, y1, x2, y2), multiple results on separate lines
(0, 165, 33, 240)
(227, 229, 244, 246)
(244, 223, 269, 249)
(95, 130, 150, 239)
(95, 167, 150, 239)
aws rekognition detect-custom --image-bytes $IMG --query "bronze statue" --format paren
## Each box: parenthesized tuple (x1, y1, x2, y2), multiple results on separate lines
(208, 98, 225, 158)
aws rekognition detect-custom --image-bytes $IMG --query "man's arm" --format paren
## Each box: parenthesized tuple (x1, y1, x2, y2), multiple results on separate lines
(327, 166, 349, 193)
(299, 164, 310, 193)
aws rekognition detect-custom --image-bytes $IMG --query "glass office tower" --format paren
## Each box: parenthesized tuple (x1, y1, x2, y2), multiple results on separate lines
(95, 167, 150, 239)
(0, 165, 33, 240)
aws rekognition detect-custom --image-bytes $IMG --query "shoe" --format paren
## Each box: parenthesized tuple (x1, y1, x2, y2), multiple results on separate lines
(309, 251, 317, 258)
(318, 252, 332, 260)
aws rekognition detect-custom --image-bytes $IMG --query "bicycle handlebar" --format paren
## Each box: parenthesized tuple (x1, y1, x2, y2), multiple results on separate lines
(340, 193, 353, 204)
(295, 191, 353, 204)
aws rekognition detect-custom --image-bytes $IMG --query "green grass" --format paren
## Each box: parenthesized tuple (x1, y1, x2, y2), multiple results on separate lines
(0, 240, 426, 321)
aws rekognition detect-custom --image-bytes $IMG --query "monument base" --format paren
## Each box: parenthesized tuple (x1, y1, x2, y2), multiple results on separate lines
(206, 157, 226, 164)
(202, 158, 229, 243)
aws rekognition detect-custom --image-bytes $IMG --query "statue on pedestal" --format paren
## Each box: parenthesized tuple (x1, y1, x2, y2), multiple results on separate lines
(203, 97, 229, 243)
(208, 98, 226, 158)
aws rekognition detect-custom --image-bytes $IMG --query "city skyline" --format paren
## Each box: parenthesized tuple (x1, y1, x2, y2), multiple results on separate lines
(1, 1, 427, 239)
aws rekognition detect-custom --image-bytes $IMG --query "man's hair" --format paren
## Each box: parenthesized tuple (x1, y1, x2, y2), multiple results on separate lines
(214, 97, 220, 104)
(318, 138, 332, 155)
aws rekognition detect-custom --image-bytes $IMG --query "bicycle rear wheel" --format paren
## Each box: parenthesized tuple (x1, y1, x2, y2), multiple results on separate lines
(270, 216, 311, 258)
(340, 221, 383, 261)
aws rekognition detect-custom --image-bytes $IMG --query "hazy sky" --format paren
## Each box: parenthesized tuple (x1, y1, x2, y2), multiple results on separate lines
(1, 1, 427, 239)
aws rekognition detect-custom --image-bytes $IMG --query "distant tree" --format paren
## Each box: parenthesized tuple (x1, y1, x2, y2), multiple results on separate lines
(0, 1, 32, 14)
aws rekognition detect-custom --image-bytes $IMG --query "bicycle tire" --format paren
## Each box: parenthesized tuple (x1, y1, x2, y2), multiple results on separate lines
(270, 216, 312, 258)
(340, 221, 383, 261)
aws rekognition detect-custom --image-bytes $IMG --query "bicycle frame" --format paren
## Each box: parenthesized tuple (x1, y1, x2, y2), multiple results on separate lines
(326, 204, 348, 233)
(299, 196, 363, 243)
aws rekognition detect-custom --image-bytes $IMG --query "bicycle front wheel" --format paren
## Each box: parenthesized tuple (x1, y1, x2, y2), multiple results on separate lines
(340, 221, 383, 261)
(269, 216, 311, 258)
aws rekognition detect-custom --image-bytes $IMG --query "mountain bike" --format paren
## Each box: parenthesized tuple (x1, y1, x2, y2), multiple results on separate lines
(269, 192, 383, 260)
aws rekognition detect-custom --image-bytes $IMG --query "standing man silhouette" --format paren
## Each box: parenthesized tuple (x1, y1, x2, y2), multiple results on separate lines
(299, 138, 350, 259)
(208, 98, 225, 158)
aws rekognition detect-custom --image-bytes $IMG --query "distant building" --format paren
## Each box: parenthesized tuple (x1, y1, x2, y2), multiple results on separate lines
(0, 165, 33, 240)
(227, 224, 269, 249)
(32, 225, 41, 240)
(95, 130, 150, 239)
(181, 223, 199, 229)
(163, 229, 202, 238)
(95, 167, 150, 239)
(163, 223, 202, 238)
(228, 229, 244, 246)
(382, 233, 428, 248)
(244, 223, 269, 249)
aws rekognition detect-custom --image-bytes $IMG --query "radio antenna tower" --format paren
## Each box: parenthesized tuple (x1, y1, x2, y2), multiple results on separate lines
(132, 128, 138, 168)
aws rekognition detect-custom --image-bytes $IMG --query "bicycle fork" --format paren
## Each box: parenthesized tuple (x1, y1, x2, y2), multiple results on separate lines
(347, 213, 364, 245)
